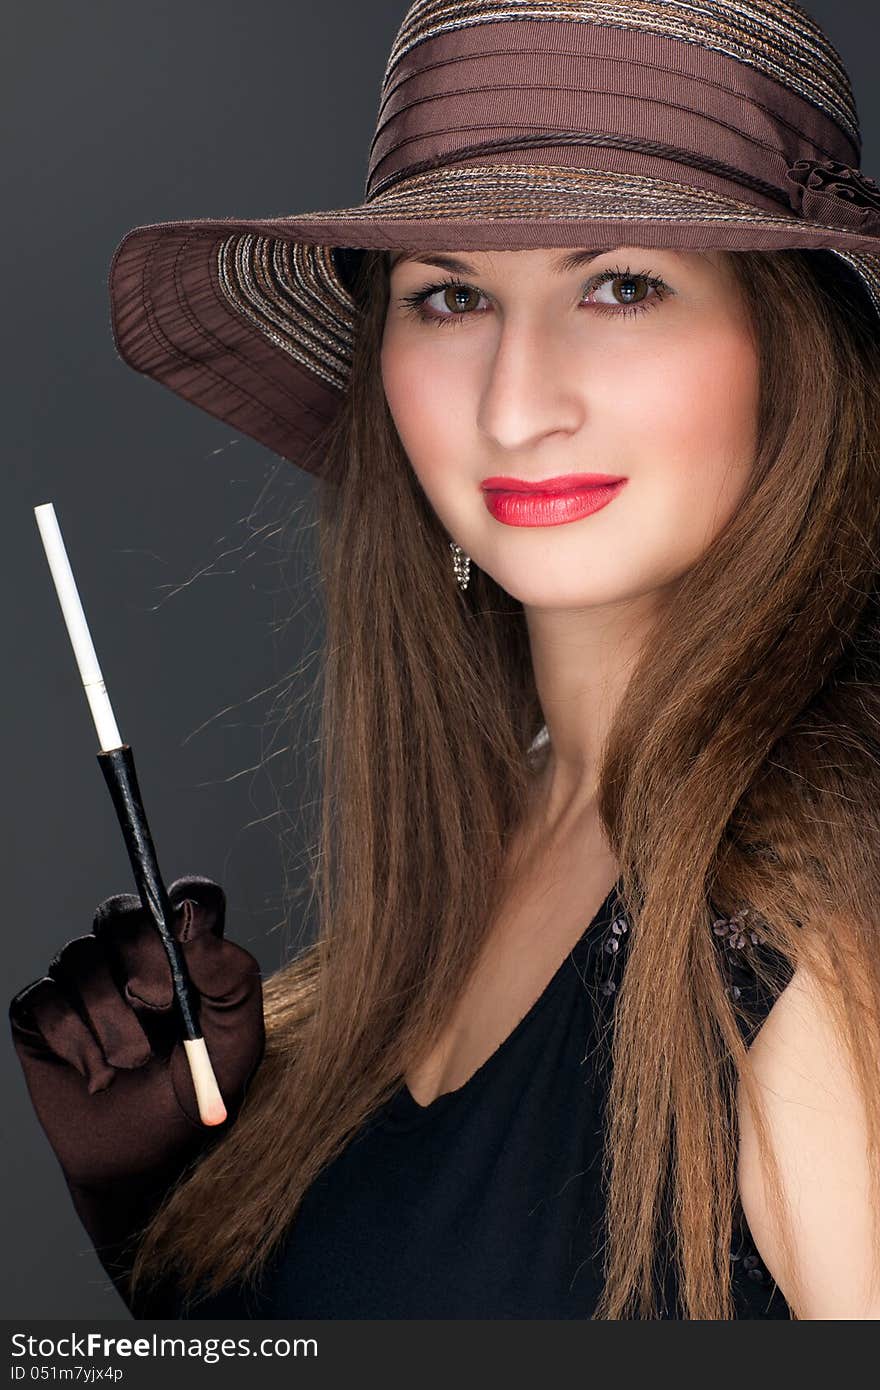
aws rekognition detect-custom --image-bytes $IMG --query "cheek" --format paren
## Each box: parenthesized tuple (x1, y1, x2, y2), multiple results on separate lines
(630, 328, 759, 524)
(380, 327, 478, 502)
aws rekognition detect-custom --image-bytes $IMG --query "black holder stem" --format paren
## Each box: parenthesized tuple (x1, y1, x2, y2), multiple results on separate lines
(96, 744, 200, 1040)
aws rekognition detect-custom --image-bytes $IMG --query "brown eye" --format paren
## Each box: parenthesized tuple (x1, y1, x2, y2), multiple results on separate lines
(441, 285, 481, 313)
(585, 267, 670, 319)
(598, 274, 651, 307)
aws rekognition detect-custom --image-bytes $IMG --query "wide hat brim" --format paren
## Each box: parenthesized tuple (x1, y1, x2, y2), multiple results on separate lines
(109, 162, 880, 480)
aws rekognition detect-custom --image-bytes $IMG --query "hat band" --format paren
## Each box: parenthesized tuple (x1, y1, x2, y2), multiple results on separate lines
(381, 2, 860, 154)
(368, 130, 791, 210)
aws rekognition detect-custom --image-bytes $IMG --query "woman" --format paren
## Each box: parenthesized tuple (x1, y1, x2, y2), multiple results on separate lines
(10, 0, 880, 1320)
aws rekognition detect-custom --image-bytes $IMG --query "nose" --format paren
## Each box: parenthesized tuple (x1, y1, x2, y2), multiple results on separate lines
(477, 311, 586, 452)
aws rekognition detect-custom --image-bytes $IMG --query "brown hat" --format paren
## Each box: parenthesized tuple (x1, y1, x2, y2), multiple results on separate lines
(109, 0, 880, 480)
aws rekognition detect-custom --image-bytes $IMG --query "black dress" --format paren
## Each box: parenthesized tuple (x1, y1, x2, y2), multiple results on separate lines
(153, 879, 792, 1320)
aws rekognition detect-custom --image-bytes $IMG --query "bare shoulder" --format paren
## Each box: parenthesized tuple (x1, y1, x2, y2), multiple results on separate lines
(736, 956, 880, 1318)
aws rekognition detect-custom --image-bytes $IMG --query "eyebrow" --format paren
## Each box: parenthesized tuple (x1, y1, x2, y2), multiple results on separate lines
(386, 248, 676, 275)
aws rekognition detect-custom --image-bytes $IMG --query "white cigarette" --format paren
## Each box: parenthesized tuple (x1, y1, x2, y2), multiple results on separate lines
(34, 502, 123, 752)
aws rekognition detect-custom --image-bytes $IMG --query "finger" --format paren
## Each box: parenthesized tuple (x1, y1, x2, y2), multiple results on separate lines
(9, 974, 116, 1094)
(166, 878, 260, 1001)
(93, 902, 176, 1012)
(47, 933, 152, 1070)
(91, 878, 228, 1012)
(180, 933, 263, 1003)
(167, 876, 227, 941)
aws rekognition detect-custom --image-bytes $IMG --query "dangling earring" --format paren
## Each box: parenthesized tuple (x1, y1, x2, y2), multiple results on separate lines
(449, 540, 471, 591)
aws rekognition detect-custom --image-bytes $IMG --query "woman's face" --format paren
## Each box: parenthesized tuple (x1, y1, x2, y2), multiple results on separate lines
(380, 246, 760, 609)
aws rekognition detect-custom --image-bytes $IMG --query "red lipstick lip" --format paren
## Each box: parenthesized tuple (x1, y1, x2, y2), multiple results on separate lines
(480, 473, 626, 495)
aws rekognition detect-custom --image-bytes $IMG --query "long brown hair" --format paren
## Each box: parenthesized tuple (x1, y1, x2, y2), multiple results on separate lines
(127, 243, 880, 1320)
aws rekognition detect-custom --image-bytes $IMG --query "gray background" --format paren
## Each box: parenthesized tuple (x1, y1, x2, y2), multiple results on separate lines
(2, 0, 876, 1319)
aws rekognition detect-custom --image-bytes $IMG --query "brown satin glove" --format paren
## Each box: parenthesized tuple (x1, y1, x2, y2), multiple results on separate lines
(8, 875, 265, 1311)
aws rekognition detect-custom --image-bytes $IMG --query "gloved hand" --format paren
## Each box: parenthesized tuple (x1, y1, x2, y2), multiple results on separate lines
(8, 875, 265, 1310)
